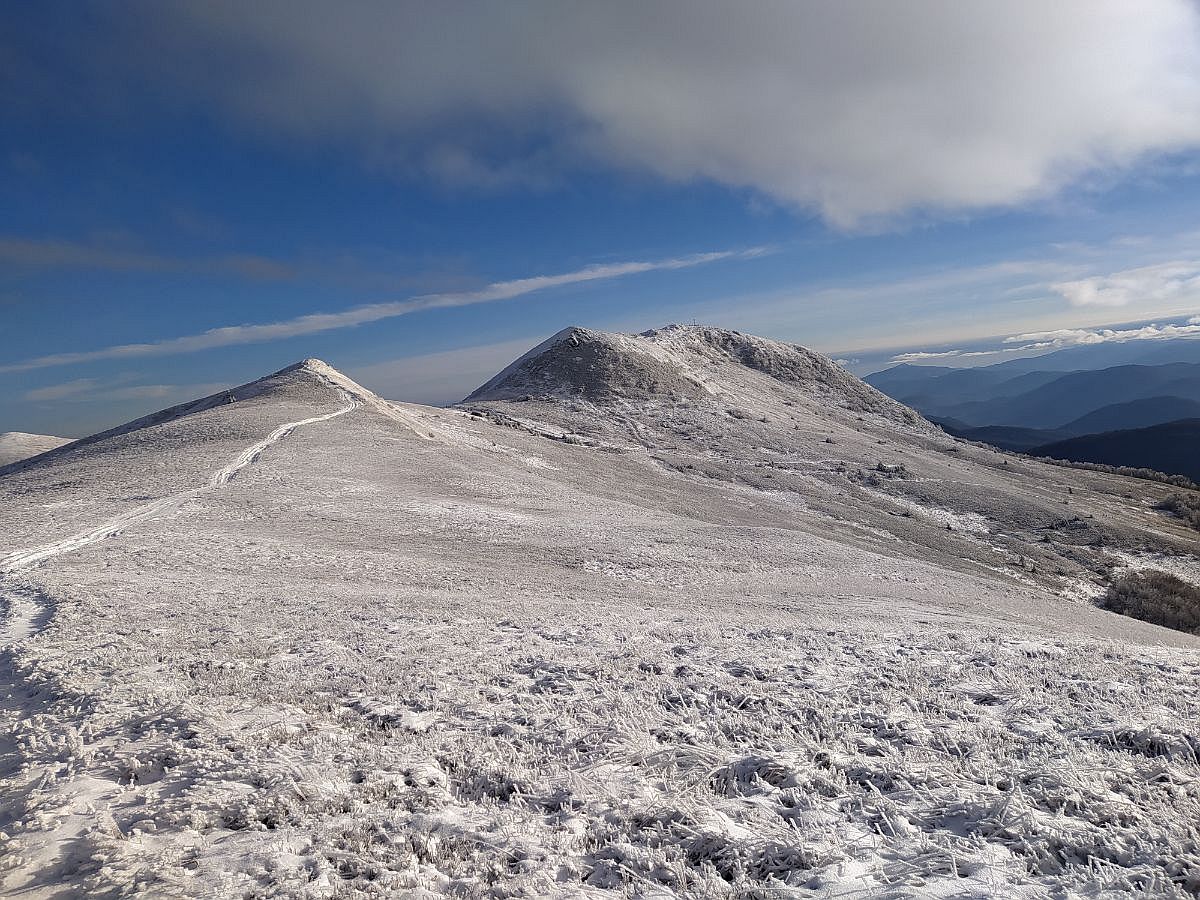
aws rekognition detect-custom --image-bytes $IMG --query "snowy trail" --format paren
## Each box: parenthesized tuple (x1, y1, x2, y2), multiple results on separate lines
(209, 401, 358, 486)
(0, 394, 353, 898)
(0, 394, 357, 625)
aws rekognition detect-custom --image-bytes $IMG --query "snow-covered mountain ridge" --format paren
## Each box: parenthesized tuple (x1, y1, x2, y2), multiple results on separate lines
(467, 324, 922, 427)
(1, 329, 1199, 897)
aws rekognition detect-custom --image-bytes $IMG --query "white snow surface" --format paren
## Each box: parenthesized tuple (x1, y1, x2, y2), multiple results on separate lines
(2, 338, 1200, 898)
(0, 432, 69, 467)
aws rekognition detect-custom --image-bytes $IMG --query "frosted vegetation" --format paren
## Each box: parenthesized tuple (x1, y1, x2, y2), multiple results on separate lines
(2, 328, 1199, 897)
(1103, 571, 1200, 635)
(1157, 493, 1200, 532)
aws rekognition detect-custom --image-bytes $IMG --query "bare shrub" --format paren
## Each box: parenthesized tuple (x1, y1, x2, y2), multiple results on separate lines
(1102, 570, 1200, 635)
(1156, 494, 1200, 533)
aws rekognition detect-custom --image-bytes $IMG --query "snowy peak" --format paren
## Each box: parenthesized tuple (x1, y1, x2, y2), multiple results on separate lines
(0, 359, 372, 475)
(464, 326, 712, 402)
(278, 357, 346, 381)
(464, 324, 924, 426)
(269, 357, 378, 402)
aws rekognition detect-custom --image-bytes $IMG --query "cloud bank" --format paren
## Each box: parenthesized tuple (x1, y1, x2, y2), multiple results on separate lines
(889, 316, 1200, 365)
(1005, 321, 1200, 350)
(0, 248, 759, 373)
(15, 1, 1200, 227)
(891, 349, 1000, 363)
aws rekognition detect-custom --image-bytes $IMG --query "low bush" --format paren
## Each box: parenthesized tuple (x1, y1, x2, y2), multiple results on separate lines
(1102, 570, 1200, 635)
(1156, 494, 1200, 533)
(851, 462, 912, 486)
(1032, 457, 1198, 489)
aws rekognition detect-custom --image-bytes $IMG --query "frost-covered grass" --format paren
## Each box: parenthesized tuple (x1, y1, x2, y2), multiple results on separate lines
(5, 616, 1200, 897)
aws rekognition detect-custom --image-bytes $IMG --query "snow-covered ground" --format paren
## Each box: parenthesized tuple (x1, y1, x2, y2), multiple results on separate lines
(0, 432, 69, 467)
(2, 336, 1199, 897)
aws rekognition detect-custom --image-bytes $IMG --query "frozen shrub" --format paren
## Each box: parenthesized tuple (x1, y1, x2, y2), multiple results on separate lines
(1102, 570, 1200, 635)
(1156, 494, 1200, 533)
(1033, 457, 1198, 489)
(849, 462, 911, 487)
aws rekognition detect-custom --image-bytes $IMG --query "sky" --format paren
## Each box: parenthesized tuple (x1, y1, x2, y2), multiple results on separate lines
(3, 1, 1200, 437)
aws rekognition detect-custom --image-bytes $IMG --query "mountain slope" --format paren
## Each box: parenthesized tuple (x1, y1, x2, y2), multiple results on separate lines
(1029, 419, 1200, 483)
(0, 358, 396, 476)
(2, 335, 1199, 898)
(930, 420, 1070, 452)
(0, 431, 69, 467)
(1059, 395, 1200, 435)
(461, 325, 1195, 586)
(932, 395, 1200, 452)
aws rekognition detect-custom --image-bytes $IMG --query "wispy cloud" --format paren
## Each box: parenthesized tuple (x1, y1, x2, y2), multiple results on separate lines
(24, 378, 103, 402)
(1052, 260, 1200, 308)
(0, 235, 476, 292)
(0, 236, 298, 280)
(1, 248, 765, 374)
(25, 377, 229, 404)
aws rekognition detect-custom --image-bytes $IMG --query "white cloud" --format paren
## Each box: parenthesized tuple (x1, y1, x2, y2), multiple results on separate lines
(1004, 321, 1200, 350)
(0, 248, 758, 373)
(891, 350, 968, 362)
(890, 349, 1006, 363)
(32, 1, 1200, 227)
(1052, 261, 1200, 307)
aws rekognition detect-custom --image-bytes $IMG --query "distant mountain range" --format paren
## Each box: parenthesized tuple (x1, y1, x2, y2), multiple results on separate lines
(866, 337, 1200, 480)
(1028, 420, 1200, 483)
(868, 360, 1200, 428)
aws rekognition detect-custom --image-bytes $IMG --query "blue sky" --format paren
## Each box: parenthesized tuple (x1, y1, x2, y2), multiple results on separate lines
(4, 2, 1200, 437)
